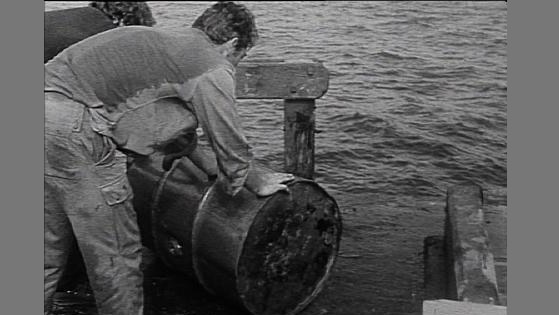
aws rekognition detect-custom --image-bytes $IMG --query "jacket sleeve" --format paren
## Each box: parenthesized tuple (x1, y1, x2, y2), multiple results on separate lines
(186, 66, 253, 196)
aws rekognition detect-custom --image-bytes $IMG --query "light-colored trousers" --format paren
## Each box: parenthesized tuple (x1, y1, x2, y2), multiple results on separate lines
(44, 92, 143, 315)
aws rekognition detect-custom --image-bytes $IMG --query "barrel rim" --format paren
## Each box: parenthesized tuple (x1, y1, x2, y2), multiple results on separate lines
(149, 160, 180, 268)
(149, 159, 213, 275)
(190, 179, 219, 295)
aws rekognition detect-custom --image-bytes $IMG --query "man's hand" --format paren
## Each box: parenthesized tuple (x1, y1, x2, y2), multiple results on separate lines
(245, 166, 295, 197)
(160, 132, 198, 171)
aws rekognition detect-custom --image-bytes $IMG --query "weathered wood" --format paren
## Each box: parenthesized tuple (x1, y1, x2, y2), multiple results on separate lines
(284, 99, 315, 178)
(483, 189, 507, 306)
(423, 235, 448, 300)
(445, 185, 500, 305)
(236, 60, 329, 99)
(423, 299, 507, 315)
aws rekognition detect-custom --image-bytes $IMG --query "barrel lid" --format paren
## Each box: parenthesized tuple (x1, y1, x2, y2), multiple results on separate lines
(235, 179, 342, 315)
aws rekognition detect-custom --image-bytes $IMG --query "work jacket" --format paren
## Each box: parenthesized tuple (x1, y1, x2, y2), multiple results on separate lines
(45, 26, 252, 195)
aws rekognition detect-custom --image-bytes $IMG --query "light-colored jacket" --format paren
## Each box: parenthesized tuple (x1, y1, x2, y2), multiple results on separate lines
(45, 26, 252, 195)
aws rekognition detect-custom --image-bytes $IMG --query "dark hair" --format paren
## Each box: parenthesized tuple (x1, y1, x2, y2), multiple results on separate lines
(89, 2, 156, 26)
(192, 1, 258, 50)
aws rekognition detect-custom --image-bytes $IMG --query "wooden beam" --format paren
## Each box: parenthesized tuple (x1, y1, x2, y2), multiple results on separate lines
(423, 235, 448, 300)
(445, 185, 500, 305)
(483, 189, 507, 306)
(423, 299, 507, 315)
(284, 99, 315, 178)
(234, 60, 329, 178)
(236, 60, 329, 99)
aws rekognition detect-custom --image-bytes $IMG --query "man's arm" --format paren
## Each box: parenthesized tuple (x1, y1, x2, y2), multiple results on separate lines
(183, 66, 294, 196)
(183, 145, 294, 197)
(187, 66, 253, 195)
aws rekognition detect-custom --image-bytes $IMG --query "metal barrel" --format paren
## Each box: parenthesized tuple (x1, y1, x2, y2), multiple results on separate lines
(127, 155, 342, 315)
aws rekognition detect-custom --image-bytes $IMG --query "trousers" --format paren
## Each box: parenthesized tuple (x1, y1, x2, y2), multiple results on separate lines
(44, 92, 143, 315)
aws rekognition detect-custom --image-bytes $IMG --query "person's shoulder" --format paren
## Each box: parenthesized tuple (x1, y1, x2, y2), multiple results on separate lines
(163, 28, 222, 55)
(92, 26, 169, 45)
(164, 28, 210, 44)
(113, 25, 162, 36)
(200, 64, 236, 88)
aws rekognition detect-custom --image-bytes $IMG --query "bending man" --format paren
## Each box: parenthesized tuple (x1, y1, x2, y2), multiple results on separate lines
(44, 2, 293, 314)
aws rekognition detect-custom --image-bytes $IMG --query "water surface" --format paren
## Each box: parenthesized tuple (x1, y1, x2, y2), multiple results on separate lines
(45, 2, 507, 314)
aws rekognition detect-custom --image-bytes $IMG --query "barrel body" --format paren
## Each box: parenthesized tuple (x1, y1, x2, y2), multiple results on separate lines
(127, 155, 342, 315)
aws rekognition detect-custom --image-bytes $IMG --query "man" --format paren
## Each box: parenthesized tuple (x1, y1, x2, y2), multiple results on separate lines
(45, 2, 158, 295)
(45, 2, 156, 63)
(44, 2, 294, 314)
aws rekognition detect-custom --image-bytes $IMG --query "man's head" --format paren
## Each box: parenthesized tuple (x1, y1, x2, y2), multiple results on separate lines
(89, 2, 156, 26)
(192, 1, 258, 66)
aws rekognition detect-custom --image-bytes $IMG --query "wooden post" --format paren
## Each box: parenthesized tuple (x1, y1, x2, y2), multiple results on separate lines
(284, 99, 316, 179)
(483, 189, 508, 306)
(423, 235, 448, 300)
(445, 185, 500, 305)
(234, 60, 328, 179)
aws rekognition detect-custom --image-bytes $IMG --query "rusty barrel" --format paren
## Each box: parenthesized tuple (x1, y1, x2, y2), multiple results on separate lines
(127, 155, 342, 315)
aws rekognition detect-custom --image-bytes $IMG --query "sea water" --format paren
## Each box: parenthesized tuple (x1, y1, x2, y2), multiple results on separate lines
(45, 2, 507, 314)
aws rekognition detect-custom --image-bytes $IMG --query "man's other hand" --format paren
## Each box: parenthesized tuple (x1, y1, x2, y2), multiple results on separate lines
(245, 167, 295, 197)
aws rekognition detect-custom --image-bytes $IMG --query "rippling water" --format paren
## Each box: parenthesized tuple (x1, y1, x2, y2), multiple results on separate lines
(45, 2, 507, 315)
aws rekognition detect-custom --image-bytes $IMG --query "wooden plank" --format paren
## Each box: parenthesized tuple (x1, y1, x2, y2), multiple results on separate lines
(236, 60, 329, 99)
(445, 185, 500, 305)
(483, 189, 507, 306)
(423, 235, 448, 300)
(423, 299, 507, 315)
(284, 99, 315, 178)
